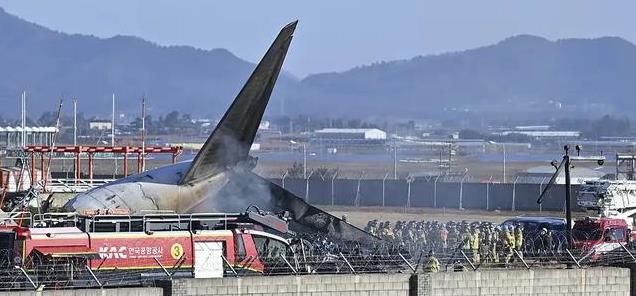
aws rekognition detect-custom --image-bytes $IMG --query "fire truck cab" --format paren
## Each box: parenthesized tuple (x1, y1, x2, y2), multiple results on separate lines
(572, 217, 631, 255)
(0, 209, 296, 282)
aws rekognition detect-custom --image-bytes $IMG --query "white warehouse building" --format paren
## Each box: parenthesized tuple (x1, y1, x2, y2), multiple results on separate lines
(313, 128, 387, 140)
(311, 128, 387, 148)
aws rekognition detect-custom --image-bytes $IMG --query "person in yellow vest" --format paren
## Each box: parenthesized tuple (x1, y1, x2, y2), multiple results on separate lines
(382, 222, 394, 240)
(460, 227, 471, 250)
(424, 250, 440, 272)
(504, 226, 516, 264)
(514, 225, 524, 258)
(470, 228, 481, 264)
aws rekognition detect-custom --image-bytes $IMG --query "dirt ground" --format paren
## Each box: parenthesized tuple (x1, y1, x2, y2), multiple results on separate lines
(320, 205, 569, 229)
(254, 158, 545, 181)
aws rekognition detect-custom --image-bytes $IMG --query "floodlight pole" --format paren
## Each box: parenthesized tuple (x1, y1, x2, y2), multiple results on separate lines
(538, 145, 604, 253)
(563, 146, 573, 251)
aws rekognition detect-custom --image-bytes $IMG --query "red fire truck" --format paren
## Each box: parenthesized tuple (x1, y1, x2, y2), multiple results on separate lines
(0, 209, 296, 281)
(572, 217, 635, 258)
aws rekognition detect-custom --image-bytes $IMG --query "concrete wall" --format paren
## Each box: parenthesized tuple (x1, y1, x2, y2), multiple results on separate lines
(417, 267, 629, 296)
(0, 287, 162, 296)
(162, 267, 630, 296)
(164, 274, 412, 296)
(1, 268, 629, 296)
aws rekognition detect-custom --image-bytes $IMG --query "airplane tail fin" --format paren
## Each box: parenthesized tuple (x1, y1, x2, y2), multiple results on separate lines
(180, 21, 297, 185)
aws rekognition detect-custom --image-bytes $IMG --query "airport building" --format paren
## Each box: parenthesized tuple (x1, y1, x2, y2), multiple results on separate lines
(311, 128, 387, 149)
(0, 126, 58, 148)
(496, 130, 581, 138)
(313, 128, 386, 140)
(88, 120, 113, 130)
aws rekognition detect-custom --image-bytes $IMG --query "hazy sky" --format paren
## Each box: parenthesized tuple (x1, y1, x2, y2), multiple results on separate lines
(0, 1, 633, 77)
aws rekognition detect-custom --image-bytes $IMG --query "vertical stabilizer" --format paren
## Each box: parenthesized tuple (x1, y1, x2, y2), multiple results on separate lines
(179, 21, 297, 185)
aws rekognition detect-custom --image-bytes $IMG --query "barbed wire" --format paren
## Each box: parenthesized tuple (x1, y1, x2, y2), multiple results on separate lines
(2, 239, 636, 292)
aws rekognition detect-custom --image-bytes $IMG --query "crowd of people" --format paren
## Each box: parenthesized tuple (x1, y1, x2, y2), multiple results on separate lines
(288, 218, 559, 274)
(364, 219, 557, 271)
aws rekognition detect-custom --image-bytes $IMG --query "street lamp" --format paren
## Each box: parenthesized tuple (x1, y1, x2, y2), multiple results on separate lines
(382, 172, 390, 207)
(512, 176, 519, 211)
(537, 145, 605, 251)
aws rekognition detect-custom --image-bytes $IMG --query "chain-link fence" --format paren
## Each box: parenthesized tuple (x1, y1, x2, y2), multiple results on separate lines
(273, 176, 575, 211)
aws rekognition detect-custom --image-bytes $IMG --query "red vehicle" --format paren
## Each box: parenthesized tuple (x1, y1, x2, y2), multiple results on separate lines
(572, 217, 634, 257)
(0, 210, 296, 281)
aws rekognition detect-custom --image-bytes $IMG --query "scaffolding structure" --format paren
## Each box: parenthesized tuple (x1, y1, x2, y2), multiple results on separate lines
(23, 145, 183, 192)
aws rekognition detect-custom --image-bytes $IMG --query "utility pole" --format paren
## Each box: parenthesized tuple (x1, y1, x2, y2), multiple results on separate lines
(141, 97, 146, 172)
(111, 94, 115, 146)
(73, 98, 78, 146)
(563, 146, 572, 250)
(21, 91, 26, 147)
(537, 145, 604, 251)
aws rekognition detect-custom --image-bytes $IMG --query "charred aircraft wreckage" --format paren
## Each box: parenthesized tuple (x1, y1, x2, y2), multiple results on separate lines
(65, 21, 374, 245)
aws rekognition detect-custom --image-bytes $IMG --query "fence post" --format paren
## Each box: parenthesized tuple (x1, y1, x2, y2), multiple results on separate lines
(282, 170, 289, 189)
(382, 172, 389, 207)
(459, 174, 467, 210)
(331, 171, 338, 206)
(340, 252, 356, 273)
(355, 171, 365, 207)
(434, 175, 440, 208)
(406, 176, 413, 208)
(305, 170, 314, 202)
(512, 176, 519, 211)
(486, 176, 492, 211)
(538, 177, 546, 212)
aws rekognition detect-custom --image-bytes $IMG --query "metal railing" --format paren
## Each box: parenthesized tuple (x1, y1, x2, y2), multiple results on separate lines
(45, 178, 116, 193)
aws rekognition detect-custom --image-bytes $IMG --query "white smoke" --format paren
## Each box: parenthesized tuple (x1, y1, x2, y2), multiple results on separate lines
(188, 134, 275, 213)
